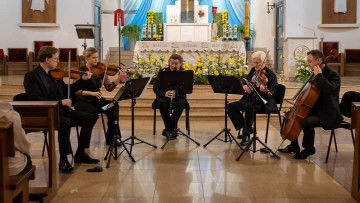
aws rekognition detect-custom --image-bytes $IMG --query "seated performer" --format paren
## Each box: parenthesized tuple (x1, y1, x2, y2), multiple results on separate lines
(71, 47, 127, 145)
(279, 50, 343, 159)
(0, 102, 32, 176)
(153, 54, 188, 140)
(227, 51, 278, 146)
(24, 46, 99, 173)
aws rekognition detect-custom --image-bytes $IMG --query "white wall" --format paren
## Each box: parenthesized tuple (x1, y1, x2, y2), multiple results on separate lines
(251, 0, 276, 63)
(101, 0, 122, 57)
(285, 0, 360, 51)
(0, 0, 94, 55)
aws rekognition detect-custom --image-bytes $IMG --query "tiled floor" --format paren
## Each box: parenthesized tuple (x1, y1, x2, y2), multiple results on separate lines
(25, 119, 356, 203)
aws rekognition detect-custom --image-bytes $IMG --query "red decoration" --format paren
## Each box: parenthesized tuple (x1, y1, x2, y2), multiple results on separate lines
(212, 6, 218, 17)
(114, 9, 124, 26)
(198, 10, 205, 18)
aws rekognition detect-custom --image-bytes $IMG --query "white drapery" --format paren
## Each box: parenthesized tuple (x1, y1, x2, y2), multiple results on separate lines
(28, 0, 50, 12)
(334, 0, 347, 13)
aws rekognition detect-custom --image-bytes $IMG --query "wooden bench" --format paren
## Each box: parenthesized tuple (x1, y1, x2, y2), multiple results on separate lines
(352, 102, 360, 201)
(344, 49, 360, 76)
(59, 48, 79, 67)
(0, 121, 36, 203)
(29, 41, 54, 71)
(11, 101, 60, 203)
(5, 48, 31, 75)
(0, 49, 5, 75)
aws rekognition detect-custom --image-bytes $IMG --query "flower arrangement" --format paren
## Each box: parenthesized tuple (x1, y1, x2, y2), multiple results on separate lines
(221, 11, 229, 24)
(295, 58, 312, 82)
(147, 11, 155, 24)
(156, 23, 163, 41)
(133, 53, 247, 84)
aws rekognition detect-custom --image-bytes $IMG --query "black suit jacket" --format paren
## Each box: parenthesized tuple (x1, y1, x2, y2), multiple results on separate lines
(242, 66, 278, 113)
(153, 67, 187, 98)
(23, 66, 67, 109)
(312, 65, 343, 129)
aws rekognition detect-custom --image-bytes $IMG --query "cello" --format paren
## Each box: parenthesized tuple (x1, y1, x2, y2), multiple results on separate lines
(280, 73, 321, 141)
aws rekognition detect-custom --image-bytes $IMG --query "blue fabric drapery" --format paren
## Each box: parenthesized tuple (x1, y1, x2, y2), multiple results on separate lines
(123, 0, 245, 49)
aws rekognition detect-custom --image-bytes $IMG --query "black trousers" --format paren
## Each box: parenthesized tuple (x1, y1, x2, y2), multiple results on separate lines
(58, 110, 98, 160)
(74, 98, 120, 144)
(227, 96, 264, 133)
(156, 97, 187, 132)
(291, 115, 321, 150)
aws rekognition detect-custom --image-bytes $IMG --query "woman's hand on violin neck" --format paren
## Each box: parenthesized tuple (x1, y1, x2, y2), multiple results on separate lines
(313, 65, 322, 75)
(243, 85, 251, 93)
(61, 99, 73, 108)
(81, 71, 93, 80)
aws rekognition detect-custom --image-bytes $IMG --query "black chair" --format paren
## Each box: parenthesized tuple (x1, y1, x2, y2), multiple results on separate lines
(152, 98, 190, 136)
(325, 91, 360, 163)
(237, 84, 286, 143)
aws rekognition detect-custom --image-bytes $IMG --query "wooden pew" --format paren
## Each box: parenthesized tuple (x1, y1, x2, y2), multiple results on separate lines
(344, 49, 360, 76)
(0, 121, 35, 203)
(352, 102, 360, 201)
(5, 48, 30, 75)
(11, 101, 60, 203)
(0, 49, 5, 75)
(29, 41, 54, 71)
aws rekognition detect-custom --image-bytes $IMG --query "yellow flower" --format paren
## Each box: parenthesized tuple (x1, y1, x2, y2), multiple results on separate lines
(228, 58, 235, 64)
(214, 70, 219, 76)
(208, 56, 215, 62)
(224, 70, 230, 75)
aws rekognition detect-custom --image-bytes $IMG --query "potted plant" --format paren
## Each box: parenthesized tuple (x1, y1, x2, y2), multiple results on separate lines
(121, 24, 141, 50)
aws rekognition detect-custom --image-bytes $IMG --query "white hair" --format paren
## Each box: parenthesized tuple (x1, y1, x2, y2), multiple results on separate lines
(251, 51, 266, 62)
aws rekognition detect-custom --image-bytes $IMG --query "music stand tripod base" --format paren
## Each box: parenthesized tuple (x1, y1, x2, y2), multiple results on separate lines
(104, 104, 135, 168)
(203, 75, 244, 150)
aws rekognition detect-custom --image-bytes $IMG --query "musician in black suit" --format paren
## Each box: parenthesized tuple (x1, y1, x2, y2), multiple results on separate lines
(279, 50, 343, 159)
(153, 54, 188, 140)
(23, 46, 99, 173)
(227, 51, 278, 146)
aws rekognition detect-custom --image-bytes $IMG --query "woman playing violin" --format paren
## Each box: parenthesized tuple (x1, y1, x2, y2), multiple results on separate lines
(72, 47, 127, 145)
(227, 51, 278, 146)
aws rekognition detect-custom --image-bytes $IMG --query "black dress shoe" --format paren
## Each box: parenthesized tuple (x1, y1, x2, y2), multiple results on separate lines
(240, 136, 251, 146)
(59, 159, 74, 173)
(278, 144, 300, 154)
(166, 131, 177, 140)
(162, 129, 169, 137)
(294, 148, 316, 160)
(74, 154, 100, 164)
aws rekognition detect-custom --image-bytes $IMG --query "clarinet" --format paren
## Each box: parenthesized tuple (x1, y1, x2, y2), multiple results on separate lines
(168, 90, 175, 115)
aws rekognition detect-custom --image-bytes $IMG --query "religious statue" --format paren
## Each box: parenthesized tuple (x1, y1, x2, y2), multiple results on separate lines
(334, 0, 347, 13)
(28, 0, 49, 12)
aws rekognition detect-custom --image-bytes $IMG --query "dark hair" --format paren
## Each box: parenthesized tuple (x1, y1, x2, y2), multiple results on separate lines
(38, 46, 59, 62)
(169, 54, 183, 64)
(307, 50, 325, 62)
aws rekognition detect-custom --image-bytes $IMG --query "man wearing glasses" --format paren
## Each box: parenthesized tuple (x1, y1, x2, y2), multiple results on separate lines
(23, 46, 98, 173)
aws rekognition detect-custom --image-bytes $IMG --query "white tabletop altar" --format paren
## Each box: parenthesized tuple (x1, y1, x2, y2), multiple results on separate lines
(134, 41, 246, 65)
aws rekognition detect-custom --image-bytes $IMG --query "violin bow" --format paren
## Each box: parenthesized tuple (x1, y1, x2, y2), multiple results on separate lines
(67, 50, 71, 99)
(100, 52, 111, 92)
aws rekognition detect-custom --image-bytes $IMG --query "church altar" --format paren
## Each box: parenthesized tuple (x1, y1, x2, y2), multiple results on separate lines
(164, 23, 211, 42)
(134, 41, 246, 65)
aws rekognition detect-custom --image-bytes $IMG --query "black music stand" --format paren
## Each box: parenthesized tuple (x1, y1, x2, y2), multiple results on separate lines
(236, 78, 280, 161)
(75, 24, 95, 50)
(203, 75, 243, 149)
(156, 70, 200, 149)
(119, 77, 158, 156)
(103, 85, 135, 168)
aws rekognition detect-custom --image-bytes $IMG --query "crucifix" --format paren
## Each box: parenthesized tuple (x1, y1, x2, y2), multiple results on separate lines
(181, 0, 195, 23)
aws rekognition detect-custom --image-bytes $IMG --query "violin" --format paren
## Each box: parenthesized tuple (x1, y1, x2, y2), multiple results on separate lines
(251, 51, 272, 96)
(50, 64, 86, 80)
